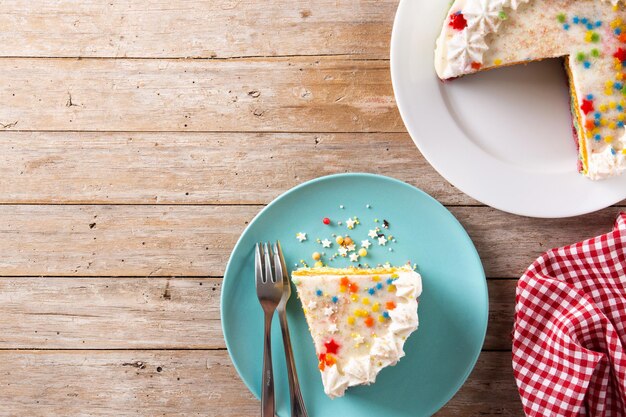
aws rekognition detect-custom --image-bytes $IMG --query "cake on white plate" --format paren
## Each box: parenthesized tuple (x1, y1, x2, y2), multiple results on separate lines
(434, 0, 626, 179)
(291, 265, 422, 398)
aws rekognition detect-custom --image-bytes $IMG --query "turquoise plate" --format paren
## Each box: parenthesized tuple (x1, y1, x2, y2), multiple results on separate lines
(221, 173, 488, 417)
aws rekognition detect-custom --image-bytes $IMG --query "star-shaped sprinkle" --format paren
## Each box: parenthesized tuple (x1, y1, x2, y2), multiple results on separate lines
(580, 99, 594, 115)
(323, 307, 334, 316)
(346, 218, 356, 229)
(346, 243, 356, 252)
(324, 339, 340, 354)
(338, 247, 348, 257)
(361, 240, 371, 249)
(321, 238, 332, 248)
(296, 232, 307, 242)
(368, 229, 378, 239)
(329, 323, 338, 333)
(378, 236, 387, 246)
(349, 253, 359, 262)
(307, 300, 317, 310)
(354, 334, 364, 344)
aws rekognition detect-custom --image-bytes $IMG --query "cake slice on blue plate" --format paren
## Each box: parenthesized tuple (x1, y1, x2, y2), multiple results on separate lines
(291, 265, 422, 398)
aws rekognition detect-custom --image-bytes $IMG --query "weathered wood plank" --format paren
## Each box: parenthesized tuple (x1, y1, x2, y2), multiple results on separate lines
(0, 58, 401, 132)
(0, 205, 247, 277)
(0, 350, 522, 416)
(487, 279, 516, 351)
(0, 277, 222, 349)
(0, 132, 472, 205)
(0, 277, 513, 350)
(0, 205, 621, 278)
(0, 0, 395, 59)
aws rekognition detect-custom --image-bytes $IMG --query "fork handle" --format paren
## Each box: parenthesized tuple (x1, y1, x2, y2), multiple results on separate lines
(278, 309, 309, 417)
(261, 311, 275, 417)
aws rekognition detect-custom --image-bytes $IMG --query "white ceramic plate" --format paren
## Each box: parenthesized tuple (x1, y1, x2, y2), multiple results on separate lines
(390, 0, 626, 218)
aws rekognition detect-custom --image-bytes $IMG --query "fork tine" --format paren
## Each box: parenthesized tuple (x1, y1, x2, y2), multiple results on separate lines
(275, 241, 288, 277)
(255, 243, 264, 286)
(263, 242, 274, 283)
(272, 242, 284, 285)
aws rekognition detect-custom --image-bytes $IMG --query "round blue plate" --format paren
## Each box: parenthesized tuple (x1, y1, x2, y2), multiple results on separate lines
(221, 173, 487, 417)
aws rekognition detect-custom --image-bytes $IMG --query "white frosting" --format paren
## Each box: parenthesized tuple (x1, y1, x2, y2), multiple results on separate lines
(587, 142, 626, 180)
(292, 266, 422, 398)
(445, 28, 489, 76)
(343, 357, 375, 384)
(464, 0, 507, 32)
(320, 364, 350, 397)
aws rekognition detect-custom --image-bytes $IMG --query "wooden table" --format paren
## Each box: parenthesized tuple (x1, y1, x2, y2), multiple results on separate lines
(1, 1, 623, 415)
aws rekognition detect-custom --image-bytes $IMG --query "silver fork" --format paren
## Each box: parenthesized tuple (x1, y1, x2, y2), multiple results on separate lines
(255, 242, 283, 417)
(274, 241, 309, 417)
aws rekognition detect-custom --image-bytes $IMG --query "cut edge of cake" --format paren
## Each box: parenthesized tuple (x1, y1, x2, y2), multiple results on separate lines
(433, 0, 626, 180)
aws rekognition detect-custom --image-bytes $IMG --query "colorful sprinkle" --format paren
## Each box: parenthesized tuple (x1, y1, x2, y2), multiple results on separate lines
(324, 339, 340, 355)
(448, 12, 467, 31)
(581, 99, 594, 115)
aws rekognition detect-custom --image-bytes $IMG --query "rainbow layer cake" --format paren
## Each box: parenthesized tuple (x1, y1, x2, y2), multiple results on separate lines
(435, 0, 626, 179)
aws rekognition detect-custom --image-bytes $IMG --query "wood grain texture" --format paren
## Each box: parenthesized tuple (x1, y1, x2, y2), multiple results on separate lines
(0, 205, 621, 278)
(0, 277, 513, 350)
(0, 350, 522, 416)
(0, 277, 222, 349)
(0, 0, 396, 59)
(0, 58, 402, 133)
(0, 132, 475, 205)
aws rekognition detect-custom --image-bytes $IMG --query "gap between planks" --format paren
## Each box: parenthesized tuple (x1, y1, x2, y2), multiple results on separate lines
(0, 55, 389, 61)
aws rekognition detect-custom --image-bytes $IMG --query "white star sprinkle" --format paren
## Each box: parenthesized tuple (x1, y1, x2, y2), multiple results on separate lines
(354, 334, 364, 344)
(306, 300, 317, 310)
(378, 236, 387, 246)
(321, 238, 332, 248)
(361, 240, 371, 249)
(296, 232, 307, 242)
(346, 243, 356, 252)
(338, 247, 348, 257)
(346, 218, 356, 229)
(329, 323, 339, 333)
(323, 307, 334, 317)
(349, 253, 359, 262)
(368, 229, 378, 239)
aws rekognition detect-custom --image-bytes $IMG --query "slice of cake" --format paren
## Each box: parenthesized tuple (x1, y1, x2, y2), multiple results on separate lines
(291, 265, 422, 398)
(434, 0, 626, 180)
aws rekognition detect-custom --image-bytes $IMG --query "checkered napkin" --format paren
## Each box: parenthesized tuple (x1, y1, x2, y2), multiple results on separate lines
(513, 212, 626, 417)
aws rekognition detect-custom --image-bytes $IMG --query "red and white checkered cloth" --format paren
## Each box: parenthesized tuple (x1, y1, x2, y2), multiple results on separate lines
(513, 212, 626, 417)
